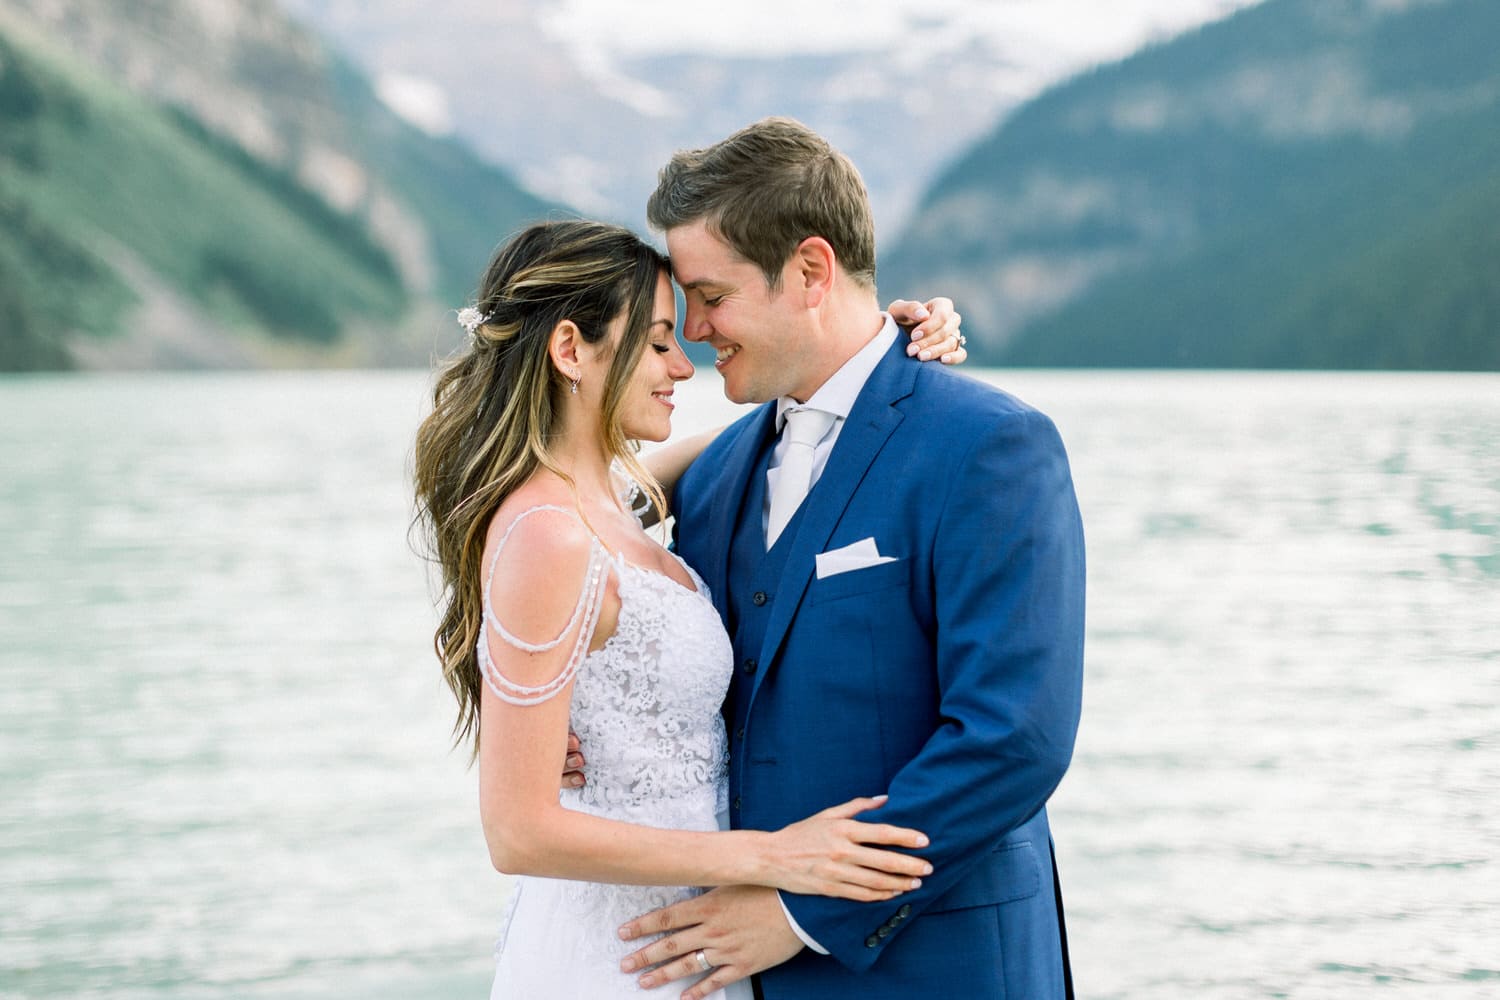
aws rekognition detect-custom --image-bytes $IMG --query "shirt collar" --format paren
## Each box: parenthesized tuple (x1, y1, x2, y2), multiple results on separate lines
(775, 314, 899, 432)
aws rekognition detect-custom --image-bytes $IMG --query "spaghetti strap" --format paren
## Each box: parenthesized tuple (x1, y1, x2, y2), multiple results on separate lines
(477, 505, 612, 706)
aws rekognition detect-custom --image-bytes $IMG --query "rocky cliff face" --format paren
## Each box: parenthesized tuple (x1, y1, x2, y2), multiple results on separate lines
(6, 0, 435, 292)
(0, 0, 555, 369)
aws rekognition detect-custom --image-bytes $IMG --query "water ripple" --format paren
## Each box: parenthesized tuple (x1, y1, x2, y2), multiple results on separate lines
(3, 370, 1498, 999)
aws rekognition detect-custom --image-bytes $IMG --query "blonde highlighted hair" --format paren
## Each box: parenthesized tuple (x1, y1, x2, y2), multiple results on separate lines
(413, 219, 670, 754)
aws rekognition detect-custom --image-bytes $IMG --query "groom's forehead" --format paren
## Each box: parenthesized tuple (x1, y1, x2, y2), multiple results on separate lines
(666, 221, 741, 271)
(669, 253, 764, 295)
(670, 260, 727, 292)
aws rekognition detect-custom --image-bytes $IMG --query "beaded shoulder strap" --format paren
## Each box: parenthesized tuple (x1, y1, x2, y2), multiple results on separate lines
(477, 505, 611, 706)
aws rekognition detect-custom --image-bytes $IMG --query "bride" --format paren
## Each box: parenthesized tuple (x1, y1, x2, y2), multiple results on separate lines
(412, 219, 964, 998)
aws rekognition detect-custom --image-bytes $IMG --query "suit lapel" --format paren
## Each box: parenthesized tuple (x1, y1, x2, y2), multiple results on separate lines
(748, 337, 919, 701)
(707, 403, 776, 622)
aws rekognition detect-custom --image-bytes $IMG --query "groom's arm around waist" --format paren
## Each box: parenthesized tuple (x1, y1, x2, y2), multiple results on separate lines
(782, 404, 1086, 972)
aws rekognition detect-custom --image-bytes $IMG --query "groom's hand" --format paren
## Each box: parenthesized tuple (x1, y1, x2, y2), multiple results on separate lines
(560, 730, 586, 788)
(618, 884, 805, 998)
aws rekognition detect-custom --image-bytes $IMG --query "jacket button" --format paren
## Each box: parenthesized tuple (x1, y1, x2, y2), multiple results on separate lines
(898, 904, 911, 918)
(742, 658, 758, 675)
(735, 727, 745, 740)
(865, 935, 879, 948)
(876, 925, 891, 938)
(752, 591, 768, 606)
(733, 796, 742, 810)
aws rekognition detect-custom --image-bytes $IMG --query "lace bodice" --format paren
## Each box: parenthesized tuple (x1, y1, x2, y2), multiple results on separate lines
(478, 505, 733, 821)
(565, 559, 732, 817)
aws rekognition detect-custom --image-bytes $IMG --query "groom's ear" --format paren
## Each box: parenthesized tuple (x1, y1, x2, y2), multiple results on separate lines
(792, 236, 837, 308)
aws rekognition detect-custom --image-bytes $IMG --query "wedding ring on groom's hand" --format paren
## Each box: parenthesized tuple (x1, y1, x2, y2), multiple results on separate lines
(694, 950, 711, 972)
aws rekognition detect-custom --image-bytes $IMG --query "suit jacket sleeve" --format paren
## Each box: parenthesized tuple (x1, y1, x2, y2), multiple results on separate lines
(782, 406, 1086, 971)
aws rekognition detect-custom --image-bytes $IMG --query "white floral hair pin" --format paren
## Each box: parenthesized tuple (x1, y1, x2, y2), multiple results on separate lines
(456, 307, 487, 337)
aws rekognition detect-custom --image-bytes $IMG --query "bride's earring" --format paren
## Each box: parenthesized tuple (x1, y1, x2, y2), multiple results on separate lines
(569, 371, 581, 394)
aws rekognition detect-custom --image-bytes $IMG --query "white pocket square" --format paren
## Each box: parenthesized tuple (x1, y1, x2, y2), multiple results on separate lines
(815, 537, 898, 579)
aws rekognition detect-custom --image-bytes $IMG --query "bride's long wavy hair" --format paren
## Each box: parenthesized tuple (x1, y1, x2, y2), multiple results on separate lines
(413, 220, 670, 754)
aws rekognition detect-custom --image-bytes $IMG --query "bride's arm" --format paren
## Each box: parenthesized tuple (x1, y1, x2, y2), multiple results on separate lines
(641, 426, 726, 519)
(478, 513, 930, 899)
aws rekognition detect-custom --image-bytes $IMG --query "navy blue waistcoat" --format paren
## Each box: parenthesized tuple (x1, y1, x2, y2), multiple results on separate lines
(723, 431, 811, 822)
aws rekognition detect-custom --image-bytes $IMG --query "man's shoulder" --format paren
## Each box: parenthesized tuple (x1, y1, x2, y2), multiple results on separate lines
(905, 362, 1048, 432)
(676, 403, 772, 501)
(700, 404, 770, 465)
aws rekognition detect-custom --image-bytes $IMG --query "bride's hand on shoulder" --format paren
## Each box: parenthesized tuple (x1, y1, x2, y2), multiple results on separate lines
(760, 794, 932, 901)
(886, 296, 968, 365)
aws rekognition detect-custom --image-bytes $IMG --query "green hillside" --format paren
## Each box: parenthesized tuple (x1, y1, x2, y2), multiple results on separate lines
(0, 24, 397, 366)
(0, 6, 559, 370)
(322, 55, 562, 311)
(883, 0, 1500, 370)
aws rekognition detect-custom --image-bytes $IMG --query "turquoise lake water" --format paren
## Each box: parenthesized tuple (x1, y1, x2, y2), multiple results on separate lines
(2, 369, 1497, 998)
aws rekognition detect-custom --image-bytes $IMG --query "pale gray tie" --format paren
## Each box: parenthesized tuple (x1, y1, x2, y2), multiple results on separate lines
(767, 407, 835, 548)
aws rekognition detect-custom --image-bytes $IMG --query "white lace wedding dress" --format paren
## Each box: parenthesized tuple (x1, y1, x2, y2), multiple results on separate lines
(481, 504, 752, 1000)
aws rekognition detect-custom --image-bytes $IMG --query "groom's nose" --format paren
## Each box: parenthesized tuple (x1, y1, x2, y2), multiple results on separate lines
(682, 302, 710, 342)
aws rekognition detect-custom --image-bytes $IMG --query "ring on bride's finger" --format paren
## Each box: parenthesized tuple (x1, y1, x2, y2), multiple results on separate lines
(694, 950, 711, 972)
(957, 334, 967, 347)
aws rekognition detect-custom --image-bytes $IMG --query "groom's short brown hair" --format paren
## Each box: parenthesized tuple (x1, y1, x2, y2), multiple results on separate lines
(646, 117, 877, 292)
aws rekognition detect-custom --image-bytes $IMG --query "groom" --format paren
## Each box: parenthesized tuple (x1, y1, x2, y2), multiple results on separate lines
(621, 118, 1086, 999)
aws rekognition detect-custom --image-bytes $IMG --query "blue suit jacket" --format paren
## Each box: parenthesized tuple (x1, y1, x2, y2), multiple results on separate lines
(671, 334, 1085, 999)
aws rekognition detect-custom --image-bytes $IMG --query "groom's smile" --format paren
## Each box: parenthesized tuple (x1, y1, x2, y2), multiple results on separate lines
(667, 219, 815, 406)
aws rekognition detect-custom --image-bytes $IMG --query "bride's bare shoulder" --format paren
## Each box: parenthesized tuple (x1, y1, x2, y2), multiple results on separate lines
(481, 500, 602, 645)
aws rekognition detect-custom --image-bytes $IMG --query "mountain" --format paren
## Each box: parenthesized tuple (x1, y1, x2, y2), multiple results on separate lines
(0, 0, 559, 370)
(272, 0, 1054, 240)
(883, 0, 1500, 370)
